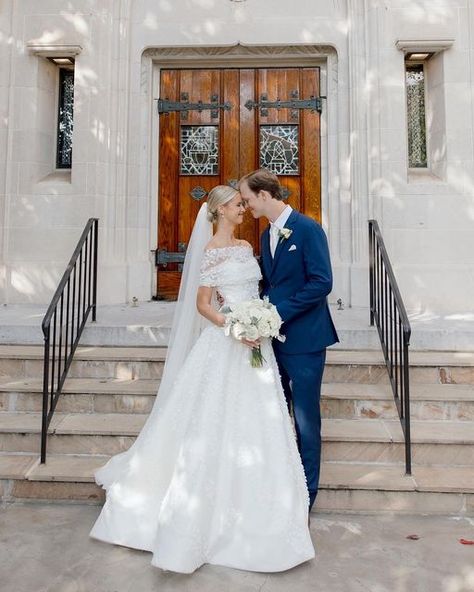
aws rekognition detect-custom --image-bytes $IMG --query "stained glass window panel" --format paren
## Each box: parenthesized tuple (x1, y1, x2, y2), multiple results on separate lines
(56, 68, 74, 169)
(406, 65, 427, 168)
(180, 126, 219, 175)
(259, 125, 299, 175)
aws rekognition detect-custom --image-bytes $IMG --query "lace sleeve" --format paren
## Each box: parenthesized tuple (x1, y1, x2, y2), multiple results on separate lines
(199, 250, 218, 287)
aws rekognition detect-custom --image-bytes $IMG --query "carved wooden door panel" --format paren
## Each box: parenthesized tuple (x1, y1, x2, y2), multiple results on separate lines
(156, 68, 321, 300)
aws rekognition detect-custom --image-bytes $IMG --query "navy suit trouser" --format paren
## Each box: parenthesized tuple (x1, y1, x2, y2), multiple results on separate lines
(274, 348, 326, 511)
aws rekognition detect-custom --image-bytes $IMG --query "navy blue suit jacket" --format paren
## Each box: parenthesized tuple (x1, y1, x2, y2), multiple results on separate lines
(261, 210, 339, 354)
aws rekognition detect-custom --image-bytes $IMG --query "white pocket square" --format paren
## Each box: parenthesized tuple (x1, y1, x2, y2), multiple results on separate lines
(288, 244, 297, 252)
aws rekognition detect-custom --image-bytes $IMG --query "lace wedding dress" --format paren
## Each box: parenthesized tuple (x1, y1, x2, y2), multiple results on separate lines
(90, 245, 314, 573)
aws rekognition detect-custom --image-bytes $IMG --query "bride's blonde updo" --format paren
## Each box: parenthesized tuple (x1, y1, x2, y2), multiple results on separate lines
(206, 185, 239, 223)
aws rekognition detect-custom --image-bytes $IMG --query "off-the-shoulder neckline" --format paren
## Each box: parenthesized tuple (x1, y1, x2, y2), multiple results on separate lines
(204, 244, 252, 253)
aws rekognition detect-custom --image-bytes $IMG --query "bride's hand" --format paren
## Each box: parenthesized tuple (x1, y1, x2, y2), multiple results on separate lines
(216, 290, 225, 307)
(241, 337, 261, 349)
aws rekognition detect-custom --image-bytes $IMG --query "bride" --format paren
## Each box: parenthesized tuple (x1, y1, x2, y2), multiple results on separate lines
(90, 185, 314, 573)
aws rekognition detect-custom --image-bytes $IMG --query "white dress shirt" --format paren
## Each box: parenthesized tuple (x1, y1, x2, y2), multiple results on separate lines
(269, 205, 293, 257)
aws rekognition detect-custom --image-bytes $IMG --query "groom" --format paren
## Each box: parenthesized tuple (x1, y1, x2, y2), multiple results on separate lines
(239, 169, 339, 511)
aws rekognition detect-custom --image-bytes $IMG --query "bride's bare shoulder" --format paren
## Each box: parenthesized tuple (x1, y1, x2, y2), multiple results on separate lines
(204, 238, 225, 251)
(237, 239, 253, 250)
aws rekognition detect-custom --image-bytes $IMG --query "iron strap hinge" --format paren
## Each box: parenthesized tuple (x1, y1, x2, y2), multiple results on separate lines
(155, 243, 187, 268)
(158, 98, 232, 114)
(244, 96, 325, 114)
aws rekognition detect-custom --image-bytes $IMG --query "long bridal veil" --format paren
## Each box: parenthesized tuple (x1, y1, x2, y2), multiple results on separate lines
(155, 202, 213, 401)
(94, 203, 212, 486)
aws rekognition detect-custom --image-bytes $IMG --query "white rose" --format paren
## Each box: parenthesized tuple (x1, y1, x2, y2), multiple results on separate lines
(269, 317, 281, 332)
(244, 325, 260, 341)
(257, 320, 272, 337)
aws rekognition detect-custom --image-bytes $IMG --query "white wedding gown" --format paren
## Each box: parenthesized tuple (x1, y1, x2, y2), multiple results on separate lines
(90, 245, 314, 573)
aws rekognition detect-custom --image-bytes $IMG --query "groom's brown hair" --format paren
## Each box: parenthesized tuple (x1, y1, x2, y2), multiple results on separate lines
(239, 169, 284, 201)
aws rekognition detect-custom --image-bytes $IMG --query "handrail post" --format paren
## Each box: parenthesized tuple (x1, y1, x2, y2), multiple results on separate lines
(369, 221, 374, 326)
(92, 218, 98, 322)
(41, 327, 50, 464)
(403, 333, 412, 475)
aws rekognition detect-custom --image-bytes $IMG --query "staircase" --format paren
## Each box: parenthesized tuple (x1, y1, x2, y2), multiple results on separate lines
(1, 345, 473, 514)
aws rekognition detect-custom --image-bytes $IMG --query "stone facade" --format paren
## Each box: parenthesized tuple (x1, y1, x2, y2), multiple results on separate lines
(0, 0, 473, 315)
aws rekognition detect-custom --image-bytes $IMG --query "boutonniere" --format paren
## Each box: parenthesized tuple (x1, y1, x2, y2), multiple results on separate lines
(278, 228, 293, 241)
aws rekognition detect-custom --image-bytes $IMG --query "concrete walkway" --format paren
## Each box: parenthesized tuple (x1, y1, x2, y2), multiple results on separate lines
(1, 503, 473, 592)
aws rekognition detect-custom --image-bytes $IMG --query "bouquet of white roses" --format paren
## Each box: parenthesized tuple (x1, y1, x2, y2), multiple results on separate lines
(222, 297, 286, 367)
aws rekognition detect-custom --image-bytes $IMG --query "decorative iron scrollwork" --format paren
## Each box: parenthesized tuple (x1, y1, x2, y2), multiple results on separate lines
(260, 125, 299, 175)
(181, 126, 219, 175)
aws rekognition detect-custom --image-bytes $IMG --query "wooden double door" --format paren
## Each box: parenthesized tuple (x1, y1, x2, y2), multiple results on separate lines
(156, 67, 322, 299)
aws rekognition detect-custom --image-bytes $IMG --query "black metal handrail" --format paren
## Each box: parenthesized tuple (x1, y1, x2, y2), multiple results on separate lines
(41, 218, 99, 463)
(369, 219, 412, 475)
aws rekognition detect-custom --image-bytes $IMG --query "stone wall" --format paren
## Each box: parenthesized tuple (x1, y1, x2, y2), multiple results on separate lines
(0, 0, 473, 316)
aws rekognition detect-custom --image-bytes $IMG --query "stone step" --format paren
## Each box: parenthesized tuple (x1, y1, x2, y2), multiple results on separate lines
(2, 454, 472, 513)
(322, 383, 474, 421)
(0, 376, 160, 413)
(1, 413, 473, 465)
(0, 346, 472, 384)
(323, 351, 474, 384)
(0, 346, 166, 380)
(0, 452, 38, 479)
(0, 451, 104, 502)
(3, 303, 474, 350)
(2, 376, 473, 421)
(322, 419, 474, 465)
(0, 412, 140, 455)
(316, 462, 474, 514)
(25, 454, 469, 493)
(0, 345, 167, 361)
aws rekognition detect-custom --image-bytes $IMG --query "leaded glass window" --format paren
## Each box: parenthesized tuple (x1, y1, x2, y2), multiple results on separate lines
(56, 68, 74, 169)
(406, 64, 427, 168)
(259, 125, 299, 175)
(180, 126, 219, 175)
